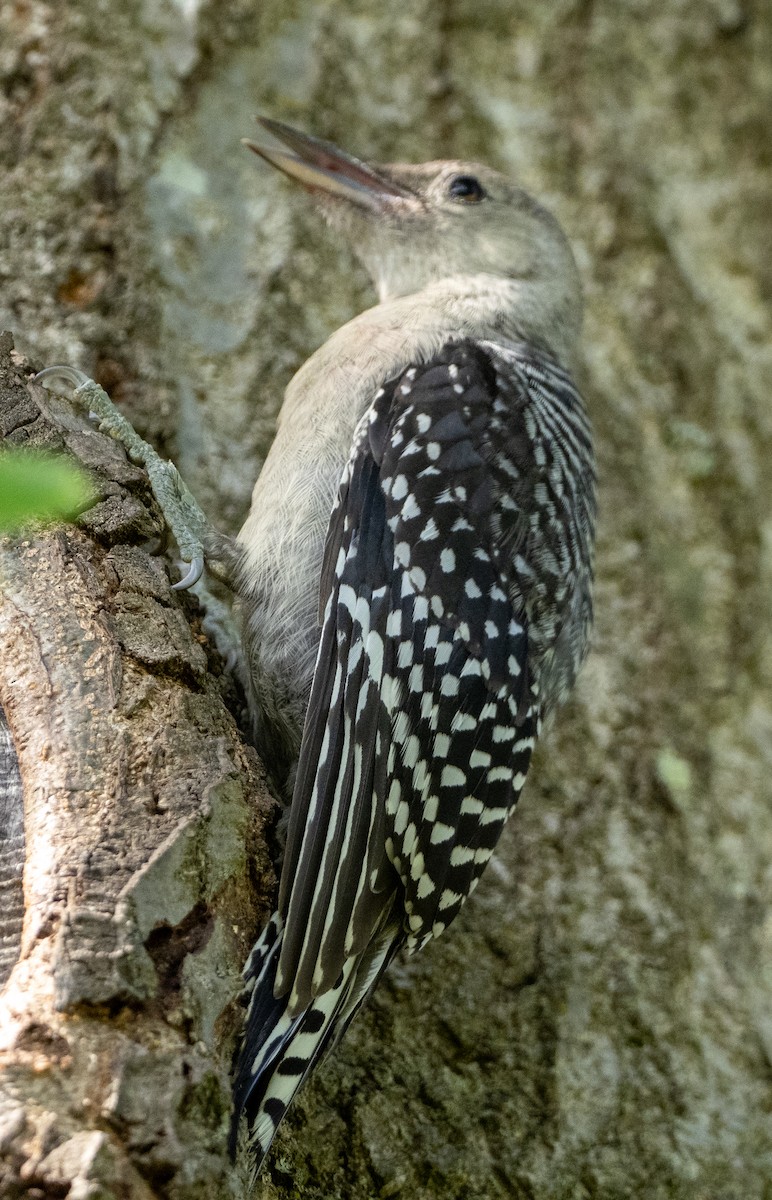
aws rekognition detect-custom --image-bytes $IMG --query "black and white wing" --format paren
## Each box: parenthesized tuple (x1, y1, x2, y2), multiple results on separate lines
(274, 339, 595, 1013)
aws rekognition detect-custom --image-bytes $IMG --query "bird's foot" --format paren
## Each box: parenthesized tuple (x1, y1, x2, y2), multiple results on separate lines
(35, 366, 215, 591)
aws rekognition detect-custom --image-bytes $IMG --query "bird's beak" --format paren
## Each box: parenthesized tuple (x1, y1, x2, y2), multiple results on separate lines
(242, 118, 413, 211)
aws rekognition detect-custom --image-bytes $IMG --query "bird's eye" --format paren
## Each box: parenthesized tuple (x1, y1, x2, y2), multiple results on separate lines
(447, 175, 486, 203)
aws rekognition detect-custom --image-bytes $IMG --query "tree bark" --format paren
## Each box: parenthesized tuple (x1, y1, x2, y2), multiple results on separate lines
(0, 708, 23, 994)
(0, 337, 274, 1197)
(1, 1, 771, 1198)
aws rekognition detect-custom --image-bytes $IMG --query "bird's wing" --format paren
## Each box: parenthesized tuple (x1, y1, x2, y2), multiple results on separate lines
(275, 340, 592, 1013)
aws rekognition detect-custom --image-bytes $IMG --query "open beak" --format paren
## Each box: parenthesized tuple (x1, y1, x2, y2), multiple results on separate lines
(242, 117, 413, 211)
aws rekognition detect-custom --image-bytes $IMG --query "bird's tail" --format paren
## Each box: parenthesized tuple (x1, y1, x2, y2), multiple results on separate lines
(231, 910, 399, 1174)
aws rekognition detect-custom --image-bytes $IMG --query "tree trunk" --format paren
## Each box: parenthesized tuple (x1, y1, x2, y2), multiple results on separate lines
(0, 338, 274, 1197)
(1, 2, 770, 1198)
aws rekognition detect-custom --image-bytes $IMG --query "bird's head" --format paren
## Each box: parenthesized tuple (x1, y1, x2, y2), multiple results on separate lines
(244, 119, 582, 357)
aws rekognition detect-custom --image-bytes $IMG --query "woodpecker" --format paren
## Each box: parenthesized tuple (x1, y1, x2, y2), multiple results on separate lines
(230, 120, 596, 1173)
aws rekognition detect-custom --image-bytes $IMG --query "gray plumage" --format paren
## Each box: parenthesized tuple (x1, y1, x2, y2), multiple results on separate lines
(231, 121, 596, 1173)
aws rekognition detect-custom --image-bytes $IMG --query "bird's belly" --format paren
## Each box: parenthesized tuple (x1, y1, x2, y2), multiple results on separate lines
(236, 437, 349, 775)
(231, 307, 457, 773)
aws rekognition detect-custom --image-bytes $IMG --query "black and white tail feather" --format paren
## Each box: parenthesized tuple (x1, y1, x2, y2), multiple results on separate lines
(232, 339, 595, 1172)
(231, 911, 399, 1170)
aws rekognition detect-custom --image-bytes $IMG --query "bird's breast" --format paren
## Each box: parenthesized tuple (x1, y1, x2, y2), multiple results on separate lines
(232, 288, 534, 762)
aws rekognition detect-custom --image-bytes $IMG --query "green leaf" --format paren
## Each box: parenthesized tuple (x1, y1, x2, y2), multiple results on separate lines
(0, 450, 93, 531)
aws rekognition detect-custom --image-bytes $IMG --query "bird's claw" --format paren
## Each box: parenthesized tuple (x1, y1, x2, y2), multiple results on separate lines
(173, 555, 204, 591)
(35, 365, 212, 594)
(34, 365, 93, 390)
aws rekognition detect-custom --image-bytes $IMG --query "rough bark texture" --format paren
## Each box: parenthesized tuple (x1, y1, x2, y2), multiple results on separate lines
(0, 338, 275, 1197)
(0, 708, 23, 992)
(1, 1, 771, 1198)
